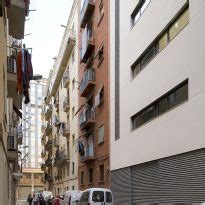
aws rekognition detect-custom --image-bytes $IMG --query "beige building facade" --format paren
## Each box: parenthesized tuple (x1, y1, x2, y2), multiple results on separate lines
(0, 1, 30, 205)
(41, 0, 79, 194)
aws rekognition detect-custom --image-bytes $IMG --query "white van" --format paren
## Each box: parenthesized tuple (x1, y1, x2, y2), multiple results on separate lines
(63, 190, 82, 205)
(78, 188, 113, 205)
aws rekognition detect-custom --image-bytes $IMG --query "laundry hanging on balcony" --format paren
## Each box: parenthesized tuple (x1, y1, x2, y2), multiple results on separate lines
(16, 47, 33, 104)
(78, 142, 85, 156)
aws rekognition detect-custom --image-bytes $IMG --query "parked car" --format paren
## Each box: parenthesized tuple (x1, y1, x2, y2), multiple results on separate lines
(77, 188, 113, 205)
(63, 190, 82, 205)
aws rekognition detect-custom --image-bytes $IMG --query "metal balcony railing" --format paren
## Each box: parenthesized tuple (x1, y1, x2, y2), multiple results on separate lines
(81, 26, 95, 63)
(63, 70, 69, 88)
(45, 105, 52, 121)
(80, 142, 95, 162)
(45, 140, 52, 151)
(63, 97, 69, 112)
(79, 106, 95, 129)
(80, 68, 95, 97)
(54, 149, 69, 167)
(7, 56, 17, 74)
(45, 122, 52, 136)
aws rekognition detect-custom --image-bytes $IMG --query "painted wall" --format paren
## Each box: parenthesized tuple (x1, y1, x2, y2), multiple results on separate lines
(110, 0, 205, 170)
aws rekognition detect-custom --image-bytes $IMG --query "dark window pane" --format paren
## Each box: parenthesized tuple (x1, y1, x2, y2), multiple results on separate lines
(133, 115, 140, 130)
(80, 191, 90, 202)
(132, 62, 141, 78)
(158, 98, 168, 115)
(99, 164, 104, 181)
(80, 171, 84, 184)
(92, 191, 104, 202)
(106, 192, 112, 202)
(168, 83, 188, 109)
(141, 45, 156, 67)
(89, 169, 93, 183)
(140, 106, 155, 124)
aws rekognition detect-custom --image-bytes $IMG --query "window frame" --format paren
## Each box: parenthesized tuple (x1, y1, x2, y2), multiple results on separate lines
(131, 79, 188, 131)
(99, 164, 105, 182)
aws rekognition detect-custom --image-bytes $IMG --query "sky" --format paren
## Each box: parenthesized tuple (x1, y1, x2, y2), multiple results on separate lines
(23, 0, 74, 79)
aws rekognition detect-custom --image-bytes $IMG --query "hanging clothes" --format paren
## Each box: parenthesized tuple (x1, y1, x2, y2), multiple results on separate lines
(16, 48, 33, 104)
(78, 142, 85, 156)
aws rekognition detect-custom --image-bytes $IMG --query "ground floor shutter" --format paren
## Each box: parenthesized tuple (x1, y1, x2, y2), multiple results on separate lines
(18, 186, 31, 200)
(111, 149, 205, 204)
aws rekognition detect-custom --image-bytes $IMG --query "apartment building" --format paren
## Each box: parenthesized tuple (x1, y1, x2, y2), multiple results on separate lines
(110, 0, 205, 203)
(41, 0, 79, 194)
(0, 0, 30, 204)
(17, 79, 46, 199)
(77, 0, 110, 189)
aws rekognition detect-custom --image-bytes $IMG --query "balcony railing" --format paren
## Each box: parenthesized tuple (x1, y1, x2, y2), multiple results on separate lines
(81, 26, 95, 63)
(45, 140, 52, 151)
(59, 122, 70, 137)
(12, 37, 22, 48)
(45, 122, 52, 136)
(7, 56, 17, 74)
(45, 157, 52, 167)
(7, 127, 18, 162)
(79, 142, 95, 163)
(63, 97, 70, 112)
(45, 105, 52, 121)
(54, 149, 69, 167)
(53, 115, 60, 127)
(79, 106, 95, 130)
(80, 68, 95, 97)
(41, 163, 46, 171)
(80, 0, 95, 28)
(63, 70, 70, 88)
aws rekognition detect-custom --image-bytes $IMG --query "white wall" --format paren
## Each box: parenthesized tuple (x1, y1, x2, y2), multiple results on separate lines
(110, 0, 205, 170)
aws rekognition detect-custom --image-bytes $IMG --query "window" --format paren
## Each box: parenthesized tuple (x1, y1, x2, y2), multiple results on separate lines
(95, 43, 104, 67)
(98, 125, 104, 144)
(95, 86, 104, 107)
(92, 191, 104, 202)
(25, 173, 31, 179)
(72, 162, 75, 174)
(98, 0, 104, 25)
(72, 186, 75, 190)
(169, 8, 189, 41)
(99, 164, 104, 182)
(34, 174, 40, 179)
(72, 50, 75, 63)
(72, 106, 75, 119)
(80, 171, 84, 185)
(131, 0, 151, 27)
(80, 191, 89, 202)
(131, 80, 188, 130)
(72, 134, 75, 146)
(88, 168, 93, 184)
(106, 192, 113, 203)
(72, 78, 75, 90)
(131, 6, 189, 79)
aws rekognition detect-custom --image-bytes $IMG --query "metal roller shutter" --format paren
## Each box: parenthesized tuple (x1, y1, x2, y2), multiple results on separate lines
(131, 161, 159, 204)
(111, 149, 205, 204)
(111, 167, 131, 205)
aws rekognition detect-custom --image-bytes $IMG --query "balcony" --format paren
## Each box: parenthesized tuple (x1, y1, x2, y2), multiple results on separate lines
(45, 140, 52, 151)
(45, 122, 52, 136)
(63, 97, 69, 112)
(45, 105, 52, 121)
(80, 0, 95, 28)
(63, 70, 69, 88)
(59, 123, 70, 137)
(7, 0, 29, 39)
(53, 115, 60, 127)
(79, 142, 95, 163)
(54, 149, 69, 167)
(51, 29, 76, 97)
(45, 157, 52, 167)
(79, 106, 95, 130)
(7, 126, 19, 162)
(81, 26, 95, 63)
(80, 68, 95, 97)
(41, 164, 46, 171)
(11, 37, 22, 48)
(7, 57, 22, 109)
(41, 151, 47, 159)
